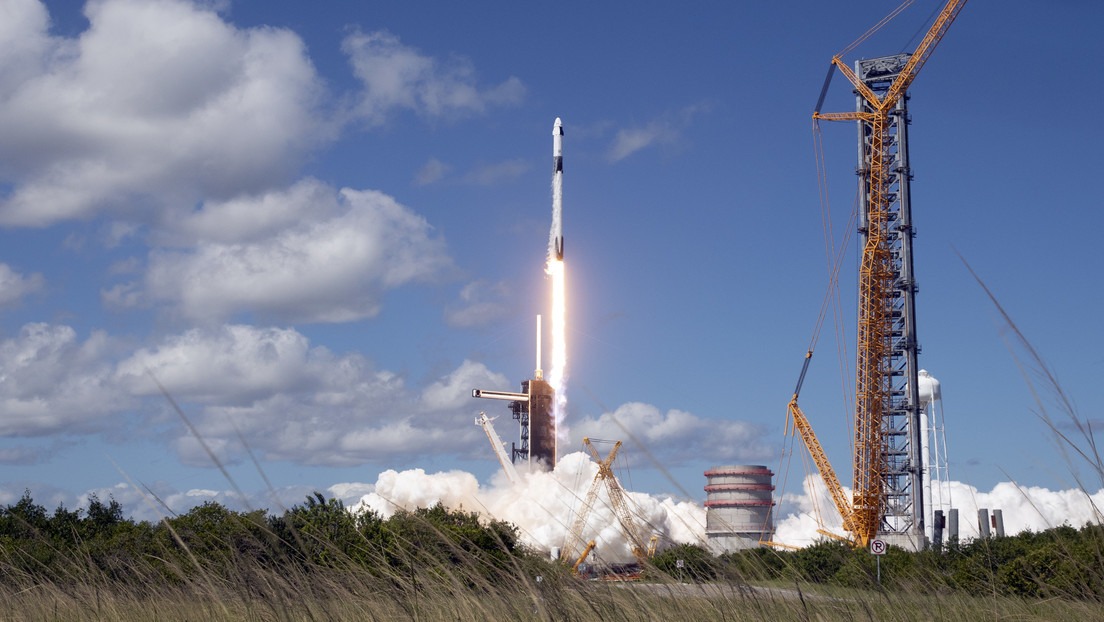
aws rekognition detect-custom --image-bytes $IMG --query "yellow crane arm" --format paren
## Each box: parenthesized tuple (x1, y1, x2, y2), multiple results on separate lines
(787, 395, 855, 537)
(581, 439, 653, 564)
(571, 540, 596, 573)
(883, 0, 968, 109)
(561, 438, 623, 563)
(821, 0, 968, 115)
(561, 467, 605, 562)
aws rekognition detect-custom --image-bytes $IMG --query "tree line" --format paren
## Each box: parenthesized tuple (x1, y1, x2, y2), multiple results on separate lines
(653, 523, 1104, 599)
(3, 490, 1103, 603)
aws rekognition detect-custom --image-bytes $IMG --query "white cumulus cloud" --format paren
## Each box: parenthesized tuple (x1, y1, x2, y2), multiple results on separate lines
(0, 323, 131, 436)
(142, 184, 453, 323)
(0, 0, 327, 226)
(571, 402, 773, 466)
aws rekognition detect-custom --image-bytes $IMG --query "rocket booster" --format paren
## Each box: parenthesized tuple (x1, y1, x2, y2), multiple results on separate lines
(552, 117, 564, 260)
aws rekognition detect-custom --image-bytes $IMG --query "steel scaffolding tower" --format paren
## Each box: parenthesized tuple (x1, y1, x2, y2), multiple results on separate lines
(854, 54, 924, 548)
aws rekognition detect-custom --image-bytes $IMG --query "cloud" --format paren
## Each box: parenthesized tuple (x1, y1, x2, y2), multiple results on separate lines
(116, 324, 322, 404)
(342, 29, 525, 125)
(444, 280, 511, 328)
(414, 158, 450, 185)
(608, 123, 678, 162)
(0, 263, 44, 306)
(0, 323, 131, 436)
(570, 402, 773, 466)
(606, 104, 710, 162)
(114, 324, 491, 467)
(462, 159, 529, 185)
(0, 0, 328, 226)
(141, 183, 453, 323)
(0, 319, 504, 469)
(420, 359, 509, 412)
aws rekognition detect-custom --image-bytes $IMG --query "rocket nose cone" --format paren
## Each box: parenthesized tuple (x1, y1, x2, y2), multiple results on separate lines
(554, 117, 563, 134)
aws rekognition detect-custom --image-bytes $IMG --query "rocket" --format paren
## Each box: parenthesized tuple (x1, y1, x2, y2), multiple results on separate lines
(552, 117, 564, 260)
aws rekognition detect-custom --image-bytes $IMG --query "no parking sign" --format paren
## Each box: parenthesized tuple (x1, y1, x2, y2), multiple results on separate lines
(869, 538, 887, 555)
(870, 538, 886, 584)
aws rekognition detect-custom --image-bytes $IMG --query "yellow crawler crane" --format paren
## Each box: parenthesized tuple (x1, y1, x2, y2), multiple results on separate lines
(797, 0, 967, 548)
(560, 438, 654, 569)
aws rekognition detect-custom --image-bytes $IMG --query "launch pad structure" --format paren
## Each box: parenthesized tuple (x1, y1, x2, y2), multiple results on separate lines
(472, 379, 557, 469)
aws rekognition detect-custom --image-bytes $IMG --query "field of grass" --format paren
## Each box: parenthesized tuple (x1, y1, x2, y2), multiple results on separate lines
(4, 563, 1104, 621)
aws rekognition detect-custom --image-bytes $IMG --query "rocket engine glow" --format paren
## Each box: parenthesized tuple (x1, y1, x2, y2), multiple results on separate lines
(547, 118, 567, 436)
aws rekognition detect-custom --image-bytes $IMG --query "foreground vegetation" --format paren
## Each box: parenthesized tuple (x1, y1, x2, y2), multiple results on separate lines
(2, 491, 1103, 621)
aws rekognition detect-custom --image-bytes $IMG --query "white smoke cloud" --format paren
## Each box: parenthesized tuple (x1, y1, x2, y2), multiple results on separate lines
(773, 473, 1104, 548)
(0, 0, 327, 226)
(352, 452, 707, 563)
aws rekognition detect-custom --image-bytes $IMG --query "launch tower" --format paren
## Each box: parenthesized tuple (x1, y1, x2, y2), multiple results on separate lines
(472, 378, 557, 469)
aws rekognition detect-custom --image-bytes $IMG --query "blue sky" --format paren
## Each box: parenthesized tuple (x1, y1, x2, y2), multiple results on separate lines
(1, 0, 1102, 523)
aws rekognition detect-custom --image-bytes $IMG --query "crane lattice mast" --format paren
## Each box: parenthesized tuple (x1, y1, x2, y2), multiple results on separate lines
(809, 0, 966, 549)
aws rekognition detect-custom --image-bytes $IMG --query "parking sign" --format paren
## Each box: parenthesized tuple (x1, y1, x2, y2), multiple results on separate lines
(870, 539, 887, 556)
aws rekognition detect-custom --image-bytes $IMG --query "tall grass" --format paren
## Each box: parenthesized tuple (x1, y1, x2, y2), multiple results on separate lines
(3, 501, 1104, 621)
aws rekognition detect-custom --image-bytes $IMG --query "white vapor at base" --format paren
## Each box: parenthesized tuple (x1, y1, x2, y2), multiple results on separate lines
(350, 451, 705, 563)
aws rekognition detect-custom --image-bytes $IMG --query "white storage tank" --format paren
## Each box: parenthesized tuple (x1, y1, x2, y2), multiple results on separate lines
(704, 465, 775, 553)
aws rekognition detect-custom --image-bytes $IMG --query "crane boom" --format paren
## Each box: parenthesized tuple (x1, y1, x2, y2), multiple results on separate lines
(803, 0, 966, 548)
(476, 412, 519, 484)
(560, 440, 621, 564)
(583, 439, 651, 562)
(787, 399, 853, 534)
(560, 438, 654, 566)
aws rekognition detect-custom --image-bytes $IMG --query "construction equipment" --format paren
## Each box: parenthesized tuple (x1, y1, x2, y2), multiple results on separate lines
(560, 438, 655, 567)
(475, 412, 519, 484)
(796, 0, 967, 548)
(571, 540, 596, 574)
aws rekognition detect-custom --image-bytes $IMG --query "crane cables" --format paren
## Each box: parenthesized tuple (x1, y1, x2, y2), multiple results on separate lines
(837, 0, 915, 59)
(773, 119, 861, 541)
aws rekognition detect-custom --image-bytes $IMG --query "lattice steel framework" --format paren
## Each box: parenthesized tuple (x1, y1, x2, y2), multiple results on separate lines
(853, 54, 924, 544)
(807, 0, 965, 550)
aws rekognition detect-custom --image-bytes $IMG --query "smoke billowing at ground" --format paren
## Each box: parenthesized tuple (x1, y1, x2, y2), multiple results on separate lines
(351, 451, 704, 563)
(343, 462, 1104, 559)
(775, 474, 1104, 548)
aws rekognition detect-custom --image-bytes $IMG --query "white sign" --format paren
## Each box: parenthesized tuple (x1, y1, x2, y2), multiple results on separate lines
(869, 539, 887, 556)
(676, 559, 685, 568)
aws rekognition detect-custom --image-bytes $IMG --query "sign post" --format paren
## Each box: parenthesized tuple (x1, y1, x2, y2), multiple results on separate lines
(869, 538, 887, 585)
